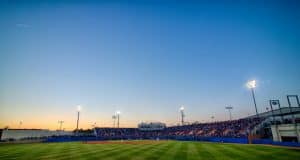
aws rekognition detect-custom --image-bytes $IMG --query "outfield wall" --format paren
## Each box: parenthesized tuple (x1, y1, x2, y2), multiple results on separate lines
(45, 135, 249, 144)
(252, 139, 300, 147)
(44, 135, 300, 147)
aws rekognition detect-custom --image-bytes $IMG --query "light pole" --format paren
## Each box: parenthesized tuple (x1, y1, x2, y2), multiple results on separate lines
(76, 105, 81, 134)
(92, 122, 97, 136)
(112, 114, 117, 128)
(58, 121, 64, 131)
(179, 106, 185, 125)
(247, 80, 259, 118)
(211, 116, 215, 123)
(225, 106, 233, 121)
(116, 111, 120, 128)
(19, 121, 22, 129)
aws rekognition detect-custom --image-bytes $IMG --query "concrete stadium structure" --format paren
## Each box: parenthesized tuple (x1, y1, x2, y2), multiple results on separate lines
(271, 124, 300, 142)
(0, 129, 73, 141)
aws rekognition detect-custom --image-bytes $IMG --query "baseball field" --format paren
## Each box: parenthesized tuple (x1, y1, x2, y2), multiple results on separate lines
(0, 140, 299, 160)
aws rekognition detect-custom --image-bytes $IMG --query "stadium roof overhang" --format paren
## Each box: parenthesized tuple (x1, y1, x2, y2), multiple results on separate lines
(246, 107, 300, 119)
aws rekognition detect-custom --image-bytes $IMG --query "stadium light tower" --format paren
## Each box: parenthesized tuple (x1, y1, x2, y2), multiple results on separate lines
(58, 121, 64, 131)
(76, 105, 81, 134)
(112, 114, 117, 128)
(211, 116, 215, 122)
(19, 121, 22, 129)
(179, 106, 185, 125)
(116, 110, 121, 128)
(225, 106, 233, 121)
(247, 80, 259, 118)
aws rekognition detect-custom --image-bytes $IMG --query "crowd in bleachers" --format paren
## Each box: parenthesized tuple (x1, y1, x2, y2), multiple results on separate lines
(95, 118, 262, 139)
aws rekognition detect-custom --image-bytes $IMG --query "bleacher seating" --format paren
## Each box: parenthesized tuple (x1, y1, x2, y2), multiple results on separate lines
(95, 118, 263, 139)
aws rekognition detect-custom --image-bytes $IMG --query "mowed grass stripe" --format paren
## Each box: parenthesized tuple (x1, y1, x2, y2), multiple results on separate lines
(194, 142, 216, 160)
(233, 144, 300, 160)
(199, 142, 232, 160)
(137, 141, 177, 160)
(212, 143, 248, 160)
(59, 141, 119, 160)
(238, 144, 285, 160)
(21, 143, 61, 159)
(173, 141, 188, 160)
(0, 143, 41, 157)
(79, 143, 127, 160)
(158, 140, 183, 160)
(0, 143, 46, 159)
(64, 142, 114, 160)
(34, 143, 70, 160)
(43, 142, 122, 160)
(113, 142, 166, 160)
(37, 142, 85, 160)
(86, 142, 148, 160)
(36, 143, 72, 160)
(218, 143, 259, 160)
(78, 143, 130, 160)
(186, 142, 202, 160)
(228, 144, 280, 159)
(80, 143, 140, 160)
(66, 143, 124, 160)
(205, 143, 276, 160)
(68, 142, 115, 160)
(100, 144, 142, 160)
(0, 144, 31, 153)
(276, 148, 300, 158)
(36, 143, 77, 160)
(0, 140, 300, 160)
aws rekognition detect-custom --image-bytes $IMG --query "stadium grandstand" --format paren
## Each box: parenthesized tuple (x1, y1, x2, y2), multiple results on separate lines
(1, 96, 300, 146)
(93, 97, 300, 144)
(94, 118, 261, 140)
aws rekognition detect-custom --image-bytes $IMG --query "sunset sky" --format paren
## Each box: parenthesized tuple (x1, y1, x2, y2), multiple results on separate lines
(0, 1, 300, 130)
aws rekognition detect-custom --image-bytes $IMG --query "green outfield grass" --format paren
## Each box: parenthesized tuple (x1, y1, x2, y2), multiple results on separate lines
(0, 140, 299, 160)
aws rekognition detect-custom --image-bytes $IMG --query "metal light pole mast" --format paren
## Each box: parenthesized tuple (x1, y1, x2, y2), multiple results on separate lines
(251, 88, 259, 117)
(76, 111, 80, 130)
(225, 106, 233, 121)
(112, 115, 116, 128)
(211, 116, 215, 123)
(76, 105, 81, 134)
(58, 121, 64, 131)
(19, 121, 22, 129)
(117, 114, 119, 128)
(247, 80, 259, 118)
(180, 106, 185, 125)
(116, 111, 120, 128)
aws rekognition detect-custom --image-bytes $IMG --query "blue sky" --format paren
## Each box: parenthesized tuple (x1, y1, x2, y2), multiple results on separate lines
(0, 1, 300, 129)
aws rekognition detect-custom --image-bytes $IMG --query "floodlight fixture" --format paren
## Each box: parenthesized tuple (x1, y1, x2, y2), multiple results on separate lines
(180, 106, 184, 111)
(77, 105, 81, 111)
(247, 80, 256, 89)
